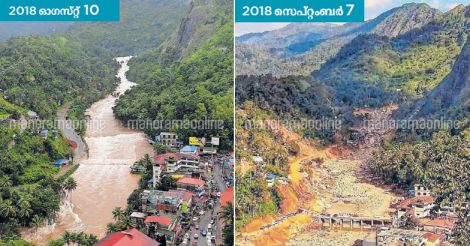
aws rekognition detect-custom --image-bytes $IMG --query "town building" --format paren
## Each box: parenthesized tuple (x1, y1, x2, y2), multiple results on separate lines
(414, 184, 431, 197)
(176, 177, 205, 191)
(396, 195, 435, 219)
(154, 153, 200, 173)
(130, 212, 146, 228)
(156, 132, 178, 147)
(145, 215, 181, 245)
(141, 189, 194, 214)
(131, 164, 147, 174)
(376, 227, 442, 246)
(96, 228, 159, 246)
(202, 146, 217, 154)
(219, 187, 234, 207)
(436, 201, 470, 218)
(423, 218, 456, 235)
(179, 145, 199, 154)
(436, 204, 457, 218)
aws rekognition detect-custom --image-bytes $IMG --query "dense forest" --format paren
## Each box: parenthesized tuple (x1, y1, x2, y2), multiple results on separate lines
(0, 35, 113, 244)
(0, 35, 117, 120)
(370, 130, 469, 205)
(0, 120, 75, 242)
(115, 0, 234, 150)
(317, 5, 469, 103)
(0, 33, 119, 243)
(235, 102, 288, 227)
(236, 75, 338, 142)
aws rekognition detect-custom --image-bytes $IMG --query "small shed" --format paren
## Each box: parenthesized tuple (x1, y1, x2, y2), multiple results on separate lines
(53, 159, 68, 167)
(27, 111, 39, 120)
(39, 130, 49, 139)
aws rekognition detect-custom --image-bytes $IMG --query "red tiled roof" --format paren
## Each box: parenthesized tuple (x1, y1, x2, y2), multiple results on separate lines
(182, 191, 195, 202)
(425, 218, 456, 229)
(220, 187, 234, 207)
(154, 153, 180, 165)
(398, 196, 434, 208)
(96, 228, 159, 246)
(423, 232, 440, 242)
(177, 177, 205, 186)
(144, 216, 173, 226)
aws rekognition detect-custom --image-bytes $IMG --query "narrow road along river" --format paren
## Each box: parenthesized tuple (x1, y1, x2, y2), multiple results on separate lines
(23, 56, 154, 244)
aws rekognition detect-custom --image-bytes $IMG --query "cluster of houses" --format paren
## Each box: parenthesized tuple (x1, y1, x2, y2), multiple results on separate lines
(103, 134, 233, 246)
(252, 156, 288, 187)
(374, 184, 467, 246)
(151, 132, 219, 155)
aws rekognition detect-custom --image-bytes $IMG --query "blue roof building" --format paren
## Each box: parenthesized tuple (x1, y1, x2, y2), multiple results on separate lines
(266, 173, 276, 182)
(39, 130, 49, 139)
(53, 159, 68, 167)
(180, 145, 199, 154)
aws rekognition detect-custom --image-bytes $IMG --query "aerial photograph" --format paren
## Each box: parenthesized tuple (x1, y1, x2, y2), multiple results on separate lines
(235, 0, 469, 245)
(0, 0, 234, 245)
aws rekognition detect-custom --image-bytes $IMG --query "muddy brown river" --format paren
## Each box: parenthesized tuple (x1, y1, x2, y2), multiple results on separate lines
(22, 57, 154, 244)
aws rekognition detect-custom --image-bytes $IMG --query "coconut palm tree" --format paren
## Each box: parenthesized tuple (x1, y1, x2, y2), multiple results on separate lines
(106, 222, 118, 234)
(62, 231, 73, 245)
(221, 203, 234, 246)
(63, 177, 77, 200)
(0, 177, 12, 190)
(112, 207, 123, 221)
(31, 214, 43, 232)
(0, 200, 17, 218)
(0, 177, 12, 197)
(119, 214, 133, 229)
(17, 197, 33, 225)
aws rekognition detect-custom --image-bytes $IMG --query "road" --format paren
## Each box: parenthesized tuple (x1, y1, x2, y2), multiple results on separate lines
(56, 103, 87, 161)
(189, 158, 228, 246)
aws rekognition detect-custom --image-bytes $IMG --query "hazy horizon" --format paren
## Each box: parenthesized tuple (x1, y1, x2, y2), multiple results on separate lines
(235, 0, 465, 36)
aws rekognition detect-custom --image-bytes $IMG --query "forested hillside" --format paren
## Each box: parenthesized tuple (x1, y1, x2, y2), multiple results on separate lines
(236, 75, 336, 140)
(0, 121, 73, 241)
(0, 34, 115, 242)
(316, 4, 469, 103)
(0, 0, 190, 56)
(236, 3, 449, 77)
(417, 37, 470, 118)
(0, 35, 117, 120)
(114, 0, 234, 150)
(235, 103, 286, 227)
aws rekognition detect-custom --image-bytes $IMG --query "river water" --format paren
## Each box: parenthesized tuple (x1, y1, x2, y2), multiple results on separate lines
(22, 57, 154, 244)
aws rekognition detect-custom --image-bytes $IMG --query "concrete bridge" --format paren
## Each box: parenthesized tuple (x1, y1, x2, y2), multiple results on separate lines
(255, 209, 393, 232)
(311, 213, 393, 230)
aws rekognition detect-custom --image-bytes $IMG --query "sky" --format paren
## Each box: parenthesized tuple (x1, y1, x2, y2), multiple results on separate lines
(235, 0, 467, 36)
